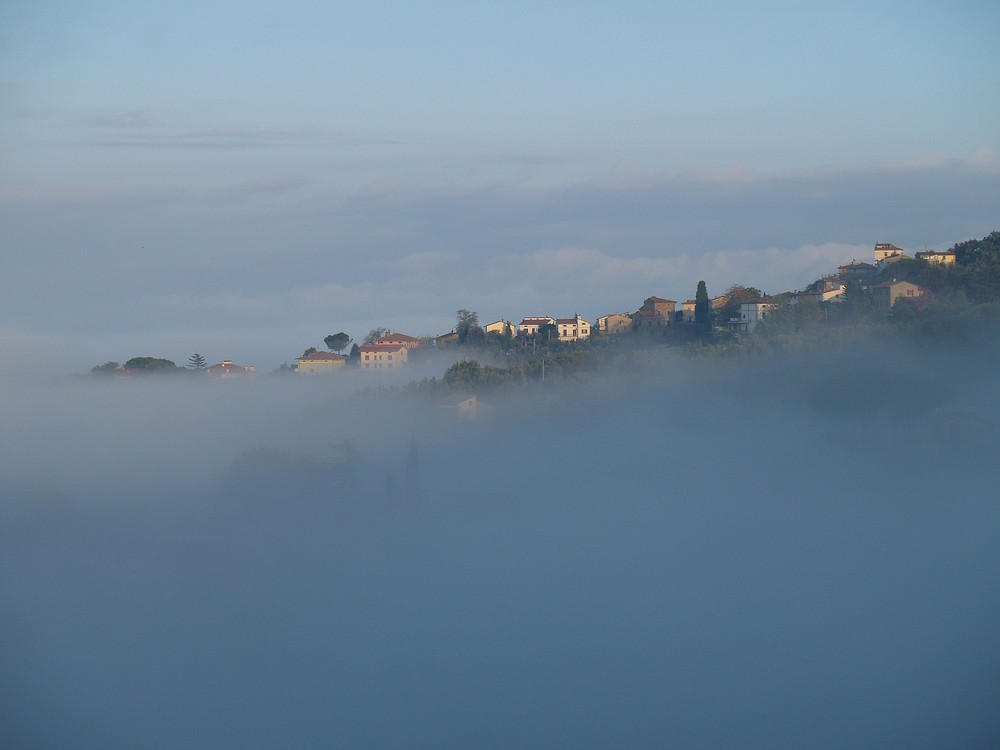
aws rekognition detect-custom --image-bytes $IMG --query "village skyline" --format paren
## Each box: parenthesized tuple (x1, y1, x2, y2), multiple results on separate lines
(87, 234, 992, 380)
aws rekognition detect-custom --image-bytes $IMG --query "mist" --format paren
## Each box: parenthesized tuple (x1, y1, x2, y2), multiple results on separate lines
(2, 335, 999, 749)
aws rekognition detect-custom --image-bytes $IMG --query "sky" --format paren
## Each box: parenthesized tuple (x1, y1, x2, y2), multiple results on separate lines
(2, 0, 999, 373)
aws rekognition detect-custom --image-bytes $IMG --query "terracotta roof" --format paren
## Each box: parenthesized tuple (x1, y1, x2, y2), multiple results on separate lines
(378, 332, 420, 342)
(207, 361, 253, 372)
(297, 351, 347, 361)
(647, 296, 675, 303)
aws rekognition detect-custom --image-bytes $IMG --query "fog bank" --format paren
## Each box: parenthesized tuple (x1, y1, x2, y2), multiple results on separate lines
(2, 339, 999, 748)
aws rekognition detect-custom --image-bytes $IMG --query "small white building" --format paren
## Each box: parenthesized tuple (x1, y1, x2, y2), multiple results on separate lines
(556, 314, 591, 341)
(733, 299, 778, 334)
(518, 316, 556, 337)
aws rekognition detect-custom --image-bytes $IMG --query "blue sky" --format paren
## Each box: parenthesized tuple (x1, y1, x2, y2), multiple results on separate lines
(2, 0, 998, 372)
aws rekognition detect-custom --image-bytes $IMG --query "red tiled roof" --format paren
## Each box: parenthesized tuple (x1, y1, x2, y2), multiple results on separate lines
(297, 351, 347, 361)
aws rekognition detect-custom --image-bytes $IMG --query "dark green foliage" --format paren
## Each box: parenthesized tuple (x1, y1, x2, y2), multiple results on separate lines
(90, 361, 120, 376)
(695, 280, 711, 331)
(123, 357, 178, 371)
(187, 353, 207, 369)
(302, 346, 317, 357)
(324, 332, 352, 354)
(537, 322, 559, 344)
(717, 284, 763, 324)
(443, 359, 481, 389)
(349, 343, 361, 360)
(456, 309, 485, 345)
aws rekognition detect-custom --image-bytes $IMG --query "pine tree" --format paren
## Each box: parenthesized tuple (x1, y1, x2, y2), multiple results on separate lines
(188, 353, 207, 369)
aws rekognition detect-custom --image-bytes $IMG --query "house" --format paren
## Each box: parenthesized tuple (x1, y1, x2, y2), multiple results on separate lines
(731, 299, 777, 334)
(682, 300, 697, 323)
(874, 243, 906, 264)
(518, 317, 556, 337)
(838, 260, 876, 278)
(485, 320, 516, 337)
(871, 280, 926, 311)
(790, 282, 845, 305)
(915, 250, 956, 265)
(874, 243, 909, 270)
(434, 331, 459, 346)
(437, 393, 477, 420)
(206, 360, 256, 377)
(596, 313, 633, 335)
(556, 314, 591, 341)
(788, 291, 823, 305)
(376, 331, 423, 349)
(631, 296, 676, 332)
(360, 343, 408, 369)
(296, 351, 347, 374)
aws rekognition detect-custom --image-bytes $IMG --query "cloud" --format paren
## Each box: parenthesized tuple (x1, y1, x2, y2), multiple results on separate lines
(3, 147, 998, 373)
(67, 111, 400, 151)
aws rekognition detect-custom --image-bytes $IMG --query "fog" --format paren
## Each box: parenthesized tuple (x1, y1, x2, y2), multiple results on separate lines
(2, 337, 999, 749)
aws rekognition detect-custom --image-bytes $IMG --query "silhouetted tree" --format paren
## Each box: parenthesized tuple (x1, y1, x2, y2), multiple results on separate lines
(302, 346, 317, 357)
(695, 280, 712, 332)
(363, 328, 389, 345)
(444, 359, 481, 389)
(324, 332, 352, 354)
(456, 309, 484, 345)
(187, 353, 207, 369)
(124, 357, 178, 371)
(91, 361, 120, 376)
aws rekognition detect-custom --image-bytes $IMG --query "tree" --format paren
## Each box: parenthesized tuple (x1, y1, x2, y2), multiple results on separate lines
(324, 332, 352, 354)
(443, 359, 481, 389)
(695, 280, 711, 331)
(717, 284, 764, 323)
(91, 361, 120, 376)
(363, 327, 389, 345)
(456, 309, 484, 345)
(187, 353, 207, 369)
(302, 346, 317, 357)
(123, 357, 178, 372)
(348, 343, 361, 361)
(537, 321, 559, 344)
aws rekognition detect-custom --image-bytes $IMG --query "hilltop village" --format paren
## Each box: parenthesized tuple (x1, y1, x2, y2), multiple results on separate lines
(92, 232, 1000, 384)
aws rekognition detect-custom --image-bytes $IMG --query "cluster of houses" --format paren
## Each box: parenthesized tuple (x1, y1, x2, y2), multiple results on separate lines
(193, 241, 941, 377)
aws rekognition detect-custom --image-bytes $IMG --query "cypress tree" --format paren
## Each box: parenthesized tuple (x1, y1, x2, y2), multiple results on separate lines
(695, 280, 712, 332)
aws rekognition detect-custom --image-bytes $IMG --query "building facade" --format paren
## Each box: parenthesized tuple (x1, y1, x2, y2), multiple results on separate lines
(360, 343, 408, 369)
(296, 351, 347, 374)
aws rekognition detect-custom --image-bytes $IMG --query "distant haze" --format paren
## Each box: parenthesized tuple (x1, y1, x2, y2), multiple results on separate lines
(2, 332, 1000, 747)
